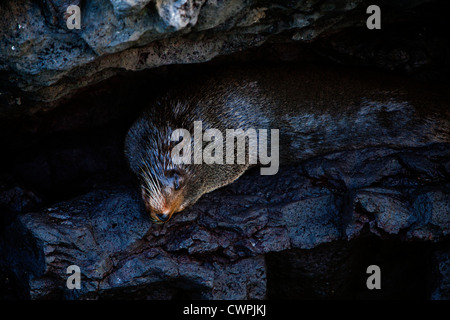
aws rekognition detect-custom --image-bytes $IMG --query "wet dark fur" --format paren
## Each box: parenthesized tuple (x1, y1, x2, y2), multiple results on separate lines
(125, 64, 450, 222)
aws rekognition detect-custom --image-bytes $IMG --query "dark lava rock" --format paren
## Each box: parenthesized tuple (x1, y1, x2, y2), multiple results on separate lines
(1, 0, 446, 115)
(1, 144, 448, 299)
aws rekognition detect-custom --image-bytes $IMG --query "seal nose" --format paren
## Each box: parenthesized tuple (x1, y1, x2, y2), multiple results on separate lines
(156, 212, 170, 222)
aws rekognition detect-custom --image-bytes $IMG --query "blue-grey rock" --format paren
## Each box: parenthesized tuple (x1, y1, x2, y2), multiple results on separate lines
(0, 0, 438, 114)
(1, 144, 449, 299)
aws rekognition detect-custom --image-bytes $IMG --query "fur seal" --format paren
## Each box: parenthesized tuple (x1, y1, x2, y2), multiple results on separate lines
(125, 64, 450, 223)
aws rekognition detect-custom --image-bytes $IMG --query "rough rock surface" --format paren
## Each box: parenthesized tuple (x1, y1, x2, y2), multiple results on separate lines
(1, 143, 449, 299)
(1, 0, 446, 116)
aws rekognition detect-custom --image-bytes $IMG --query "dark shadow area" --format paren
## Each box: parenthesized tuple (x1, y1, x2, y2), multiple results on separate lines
(266, 236, 443, 299)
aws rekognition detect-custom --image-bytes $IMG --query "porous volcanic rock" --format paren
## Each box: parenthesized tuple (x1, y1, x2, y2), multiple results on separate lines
(0, 0, 442, 116)
(1, 144, 449, 299)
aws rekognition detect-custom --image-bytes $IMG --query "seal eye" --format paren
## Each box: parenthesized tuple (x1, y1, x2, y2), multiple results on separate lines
(167, 170, 182, 191)
(173, 173, 181, 191)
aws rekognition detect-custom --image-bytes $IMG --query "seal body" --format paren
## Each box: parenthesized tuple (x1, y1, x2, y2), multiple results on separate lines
(125, 64, 450, 223)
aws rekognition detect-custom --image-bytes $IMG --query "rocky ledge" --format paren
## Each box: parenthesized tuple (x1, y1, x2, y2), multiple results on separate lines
(1, 0, 449, 117)
(1, 143, 449, 299)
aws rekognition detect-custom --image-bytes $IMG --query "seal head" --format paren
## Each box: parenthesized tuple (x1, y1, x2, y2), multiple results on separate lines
(125, 100, 197, 223)
(124, 94, 252, 223)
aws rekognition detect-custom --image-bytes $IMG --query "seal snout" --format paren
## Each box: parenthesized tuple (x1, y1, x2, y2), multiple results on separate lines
(155, 211, 170, 222)
(145, 202, 173, 223)
(143, 188, 185, 223)
(149, 199, 182, 223)
(138, 168, 187, 223)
